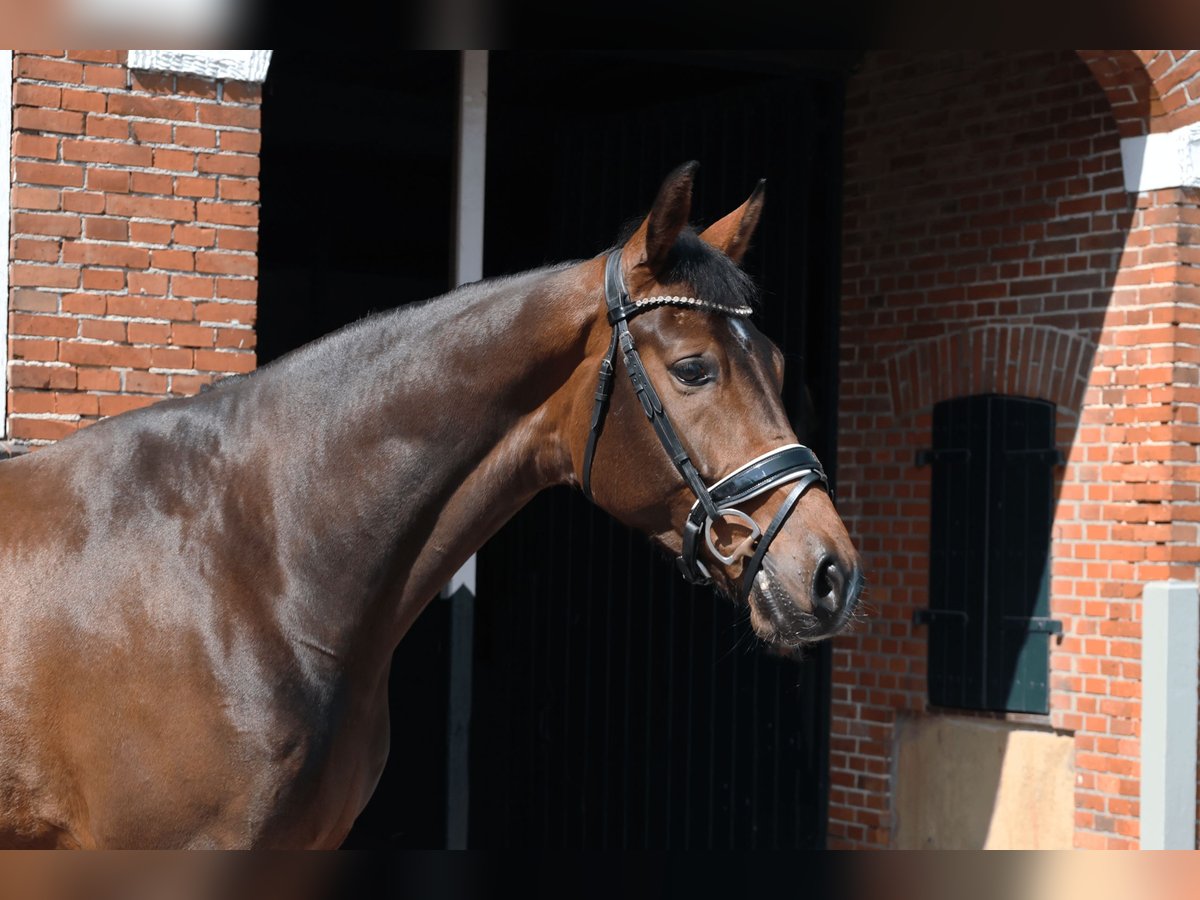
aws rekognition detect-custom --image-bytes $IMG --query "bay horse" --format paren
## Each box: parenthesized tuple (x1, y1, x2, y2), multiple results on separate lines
(0, 163, 862, 848)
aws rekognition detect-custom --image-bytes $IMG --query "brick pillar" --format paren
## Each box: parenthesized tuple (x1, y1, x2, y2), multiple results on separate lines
(6, 50, 260, 442)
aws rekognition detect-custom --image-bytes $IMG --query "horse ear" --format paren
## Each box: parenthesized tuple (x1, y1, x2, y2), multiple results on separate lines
(627, 161, 698, 272)
(699, 179, 766, 265)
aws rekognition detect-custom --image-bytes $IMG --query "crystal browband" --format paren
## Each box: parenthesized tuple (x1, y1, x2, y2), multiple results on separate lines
(632, 295, 753, 317)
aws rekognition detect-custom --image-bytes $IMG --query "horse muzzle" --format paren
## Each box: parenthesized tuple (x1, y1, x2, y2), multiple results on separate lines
(748, 553, 863, 646)
(677, 444, 829, 592)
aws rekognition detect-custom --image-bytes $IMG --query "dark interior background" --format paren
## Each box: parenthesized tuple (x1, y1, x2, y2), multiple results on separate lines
(257, 50, 851, 849)
(258, 52, 458, 364)
(471, 51, 847, 850)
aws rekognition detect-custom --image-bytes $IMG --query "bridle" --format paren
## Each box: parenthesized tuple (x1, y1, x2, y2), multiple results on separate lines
(582, 249, 830, 603)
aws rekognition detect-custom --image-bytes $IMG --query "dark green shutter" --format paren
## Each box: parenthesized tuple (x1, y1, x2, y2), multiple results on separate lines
(923, 395, 1059, 714)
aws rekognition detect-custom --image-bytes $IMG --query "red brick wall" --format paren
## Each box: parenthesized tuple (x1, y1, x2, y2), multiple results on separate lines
(1078, 50, 1162, 137)
(1131, 185, 1200, 849)
(1142, 50, 1200, 132)
(6, 50, 260, 442)
(1078, 50, 1200, 137)
(832, 49, 1148, 848)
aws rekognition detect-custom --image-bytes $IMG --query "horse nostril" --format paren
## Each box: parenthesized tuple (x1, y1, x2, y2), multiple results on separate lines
(812, 555, 846, 620)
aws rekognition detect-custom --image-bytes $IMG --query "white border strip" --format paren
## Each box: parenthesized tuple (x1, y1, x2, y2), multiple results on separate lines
(453, 50, 488, 290)
(128, 50, 272, 83)
(0, 50, 11, 438)
(1120, 123, 1200, 192)
(443, 49, 488, 853)
(1141, 580, 1199, 849)
(442, 49, 489, 603)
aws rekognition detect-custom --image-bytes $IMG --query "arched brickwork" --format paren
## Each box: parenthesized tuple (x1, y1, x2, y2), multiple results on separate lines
(1078, 50, 1200, 136)
(1077, 50, 1161, 137)
(884, 325, 1095, 418)
(1143, 50, 1200, 131)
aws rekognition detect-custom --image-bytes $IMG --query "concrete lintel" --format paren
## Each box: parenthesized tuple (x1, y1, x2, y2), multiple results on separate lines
(1120, 123, 1200, 193)
(128, 50, 273, 83)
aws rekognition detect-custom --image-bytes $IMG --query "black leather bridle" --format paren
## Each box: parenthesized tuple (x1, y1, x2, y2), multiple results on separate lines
(582, 249, 830, 603)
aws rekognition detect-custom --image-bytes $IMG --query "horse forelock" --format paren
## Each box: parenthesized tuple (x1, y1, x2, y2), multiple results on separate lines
(611, 225, 759, 312)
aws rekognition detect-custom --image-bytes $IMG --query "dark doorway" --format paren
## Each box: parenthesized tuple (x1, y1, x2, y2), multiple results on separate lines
(258, 50, 460, 848)
(257, 51, 458, 366)
(471, 52, 848, 848)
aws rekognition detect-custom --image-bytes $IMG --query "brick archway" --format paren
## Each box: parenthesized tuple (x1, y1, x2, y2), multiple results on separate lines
(1078, 50, 1200, 136)
(884, 325, 1095, 419)
(1076, 50, 1161, 137)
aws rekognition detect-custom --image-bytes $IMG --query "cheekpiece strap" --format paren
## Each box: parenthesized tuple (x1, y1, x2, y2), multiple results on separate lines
(585, 248, 826, 594)
(585, 251, 720, 524)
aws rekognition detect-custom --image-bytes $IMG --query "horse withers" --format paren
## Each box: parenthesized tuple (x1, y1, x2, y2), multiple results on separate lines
(0, 163, 862, 848)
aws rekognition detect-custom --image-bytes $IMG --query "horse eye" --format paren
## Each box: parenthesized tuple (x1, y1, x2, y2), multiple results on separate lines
(670, 358, 712, 386)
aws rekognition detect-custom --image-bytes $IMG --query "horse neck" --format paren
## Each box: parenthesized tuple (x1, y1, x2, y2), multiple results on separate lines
(254, 258, 605, 656)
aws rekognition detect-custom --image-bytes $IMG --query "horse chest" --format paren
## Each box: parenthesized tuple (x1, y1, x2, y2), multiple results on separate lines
(233, 669, 392, 849)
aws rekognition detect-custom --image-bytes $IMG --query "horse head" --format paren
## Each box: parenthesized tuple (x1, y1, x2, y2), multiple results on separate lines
(577, 162, 863, 647)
